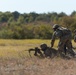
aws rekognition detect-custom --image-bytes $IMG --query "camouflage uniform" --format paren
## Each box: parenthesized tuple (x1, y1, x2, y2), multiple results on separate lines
(51, 24, 75, 56)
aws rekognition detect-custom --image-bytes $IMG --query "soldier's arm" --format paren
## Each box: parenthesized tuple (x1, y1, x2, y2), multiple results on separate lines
(51, 39, 55, 48)
(51, 32, 56, 47)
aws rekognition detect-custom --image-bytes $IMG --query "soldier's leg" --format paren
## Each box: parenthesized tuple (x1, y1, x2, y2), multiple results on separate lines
(59, 39, 68, 55)
(58, 41, 66, 57)
(58, 46, 64, 57)
(64, 44, 67, 55)
(66, 40, 75, 56)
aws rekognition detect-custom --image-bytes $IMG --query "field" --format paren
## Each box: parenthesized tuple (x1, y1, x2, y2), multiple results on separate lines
(0, 39, 76, 75)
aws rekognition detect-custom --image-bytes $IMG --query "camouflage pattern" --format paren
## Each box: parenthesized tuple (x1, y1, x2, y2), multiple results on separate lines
(40, 43, 58, 57)
(28, 43, 75, 58)
(51, 25, 75, 56)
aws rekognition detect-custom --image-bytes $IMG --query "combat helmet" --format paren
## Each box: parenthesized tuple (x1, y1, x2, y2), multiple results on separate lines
(53, 24, 60, 29)
(40, 43, 47, 50)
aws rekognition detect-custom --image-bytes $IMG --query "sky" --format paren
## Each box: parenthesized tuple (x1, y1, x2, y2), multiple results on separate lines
(0, 0, 76, 15)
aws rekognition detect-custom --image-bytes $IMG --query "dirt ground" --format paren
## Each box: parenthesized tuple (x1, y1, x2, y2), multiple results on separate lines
(0, 57, 76, 75)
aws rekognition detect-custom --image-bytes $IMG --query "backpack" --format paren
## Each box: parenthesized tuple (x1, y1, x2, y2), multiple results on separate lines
(58, 27, 71, 36)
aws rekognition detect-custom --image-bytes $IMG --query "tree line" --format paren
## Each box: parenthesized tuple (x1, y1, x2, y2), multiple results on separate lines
(0, 11, 76, 39)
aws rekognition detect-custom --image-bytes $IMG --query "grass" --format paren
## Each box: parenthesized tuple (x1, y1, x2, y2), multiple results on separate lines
(0, 39, 76, 75)
(0, 39, 75, 59)
(0, 39, 53, 59)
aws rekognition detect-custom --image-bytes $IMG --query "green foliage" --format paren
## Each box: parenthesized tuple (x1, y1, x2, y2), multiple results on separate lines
(17, 15, 25, 25)
(0, 11, 76, 39)
(0, 29, 13, 39)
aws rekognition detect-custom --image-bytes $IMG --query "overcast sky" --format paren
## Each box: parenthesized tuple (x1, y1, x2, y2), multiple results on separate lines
(0, 0, 76, 15)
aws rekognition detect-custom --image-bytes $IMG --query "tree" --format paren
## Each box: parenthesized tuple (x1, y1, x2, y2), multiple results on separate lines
(58, 12, 67, 17)
(61, 16, 75, 28)
(17, 15, 25, 25)
(12, 11, 20, 20)
(71, 11, 76, 17)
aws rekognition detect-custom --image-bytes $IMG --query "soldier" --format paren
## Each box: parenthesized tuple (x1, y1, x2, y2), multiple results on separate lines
(40, 43, 58, 57)
(51, 24, 75, 57)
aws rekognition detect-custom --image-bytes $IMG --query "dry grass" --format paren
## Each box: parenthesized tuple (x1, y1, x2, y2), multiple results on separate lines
(0, 39, 57, 58)
(0, 57, 76, 75)
(0, 39, 76, 75)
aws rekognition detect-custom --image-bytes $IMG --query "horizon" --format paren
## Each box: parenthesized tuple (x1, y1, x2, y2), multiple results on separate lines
(0, 10, 75, 16)
(0, 0, 76, 15)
